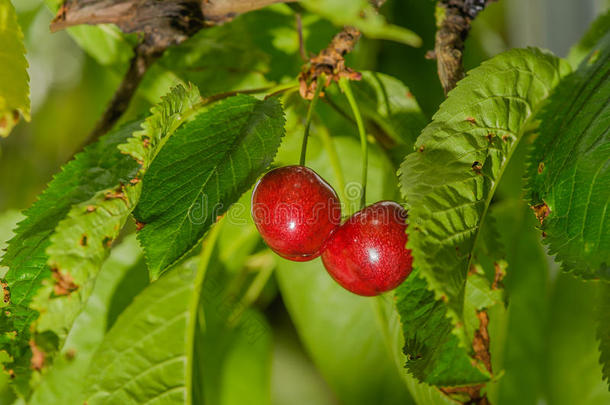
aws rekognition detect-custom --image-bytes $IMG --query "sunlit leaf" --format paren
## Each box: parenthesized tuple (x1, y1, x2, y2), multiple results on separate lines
(84, 259, 199, 404)
(84, 227, 272, 405)
(0, 121, 140, 392)
(397, 48, 569, 385)
(29, 236, 147, 405)
(0, 84, 200, 393)
(135, 95, 285, 279)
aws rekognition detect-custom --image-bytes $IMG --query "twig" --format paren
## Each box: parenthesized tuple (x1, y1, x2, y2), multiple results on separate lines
(52, 0, 297, 147)
(296, 13, 307, 61)
(300, 75, 324, 165)
(339, 78, 367, 209)
(51, 0, 296, 33)
(427, 0, 496, 95)
(84, 45, 162, 145)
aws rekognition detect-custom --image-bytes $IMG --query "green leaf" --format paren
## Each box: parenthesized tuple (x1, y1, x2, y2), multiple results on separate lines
(271, 322, 337, 405)
(398, 48, 570, 358)
(526, 33, 610, 280)
(84, 224, 272, 405)
(33, 183, 138, 341)
(567, 10, 610, 68)
(0, 121, 140, 389)
(385, 296, 461, 405)
(195, 260, 272, 405)
(302, 0, 422, 47)
(118, 84, 202, 166)
(83, 258, 200, 404)
(276, 258, 415, 405)
(66, 25, 134, 67)
(215, 309, 272, 405)
(153, 13, 272, 96)
(135, 94, 286, 279)
(28, 236, 147, 405)
(34, 84, 201, 348)
(0, 0, 30, 137)
(395, 270, 491, 387)
(396, 262, 505, 391)
(598, 283, 610, 390)
(0, 84, 200, 391)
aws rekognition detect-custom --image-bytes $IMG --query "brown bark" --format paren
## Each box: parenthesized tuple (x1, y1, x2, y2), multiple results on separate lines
(51, 0, 295, 33)
(200, 0, 297, 25)
(429, 0, 496, 95)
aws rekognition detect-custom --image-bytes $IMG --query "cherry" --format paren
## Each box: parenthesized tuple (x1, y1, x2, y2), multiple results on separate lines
(251, 165, 341, 261)
(321, 201, 413, 296)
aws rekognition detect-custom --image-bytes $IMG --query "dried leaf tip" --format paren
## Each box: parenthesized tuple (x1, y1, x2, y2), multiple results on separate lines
(299, 26, 362, 100)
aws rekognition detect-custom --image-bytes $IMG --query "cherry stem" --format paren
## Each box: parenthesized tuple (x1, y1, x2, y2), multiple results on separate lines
(299, 75, 324, 166)
(339, 78, 367, 210)
(317, 122, 347, 205)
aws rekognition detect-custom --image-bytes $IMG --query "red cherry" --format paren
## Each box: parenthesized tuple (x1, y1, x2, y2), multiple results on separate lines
(321, 201, 413, 296)
(251, 165, 341, 261)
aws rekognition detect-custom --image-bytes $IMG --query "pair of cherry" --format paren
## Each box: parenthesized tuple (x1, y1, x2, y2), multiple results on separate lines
(251, 165, 413, 296)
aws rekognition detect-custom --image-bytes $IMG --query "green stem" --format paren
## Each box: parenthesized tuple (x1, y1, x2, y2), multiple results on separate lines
(180, 81, 299, 125)
(317, 122, 347, 205)
(264, 81, 299, 99)
(299, 76, 324, 166)
(339, 78, 367, 209)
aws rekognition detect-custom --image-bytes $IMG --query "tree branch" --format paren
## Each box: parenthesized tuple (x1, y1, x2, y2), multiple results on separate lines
(85, 44, 162, 145)
(201, 0, 297, 24)
(428, 0, 496, 95)
(51, 0, 295, 33)
(52, 0, 296, 146)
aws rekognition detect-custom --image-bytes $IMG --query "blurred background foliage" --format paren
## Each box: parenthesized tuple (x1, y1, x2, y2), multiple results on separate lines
(1, 0, 609, 404)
